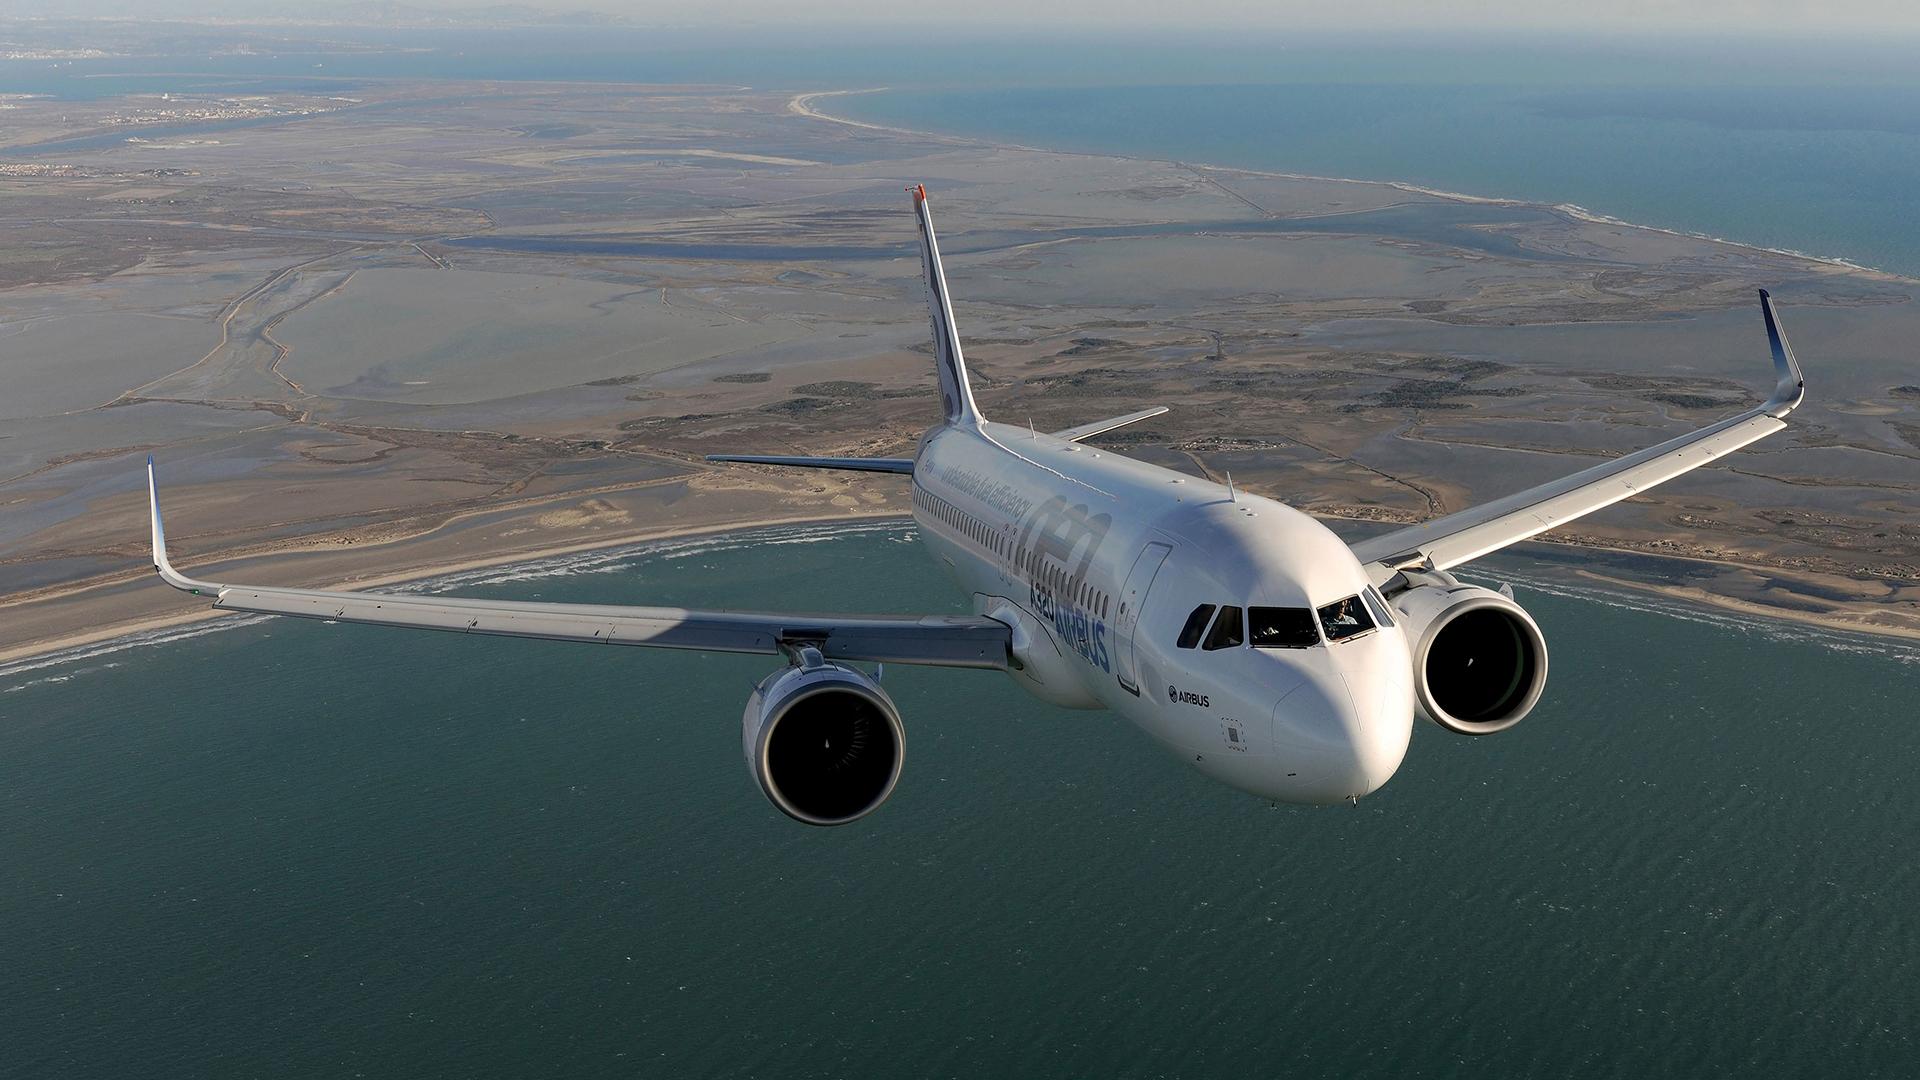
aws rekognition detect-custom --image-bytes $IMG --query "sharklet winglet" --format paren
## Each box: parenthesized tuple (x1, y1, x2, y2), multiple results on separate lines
(146, 458, 221, 595)
(1758, 288, 1806, 418)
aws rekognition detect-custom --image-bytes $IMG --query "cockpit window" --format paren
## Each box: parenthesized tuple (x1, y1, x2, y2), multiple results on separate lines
(1202, 606, 1245, 651)
(1317, 596, 1376, 643)
(1249, 607, 1319, 649)
(1176, 605, 1217, 649)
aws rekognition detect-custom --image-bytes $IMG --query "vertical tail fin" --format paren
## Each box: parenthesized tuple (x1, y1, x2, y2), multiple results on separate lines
(910, 184, 984, 427)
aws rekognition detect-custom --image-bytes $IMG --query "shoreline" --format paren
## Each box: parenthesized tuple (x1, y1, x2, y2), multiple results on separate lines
(1568, 569, 1920, 645)
(5, 85, 1914, 670)
(788, 90, 1912, 284)
(8, 503, 1918, 677)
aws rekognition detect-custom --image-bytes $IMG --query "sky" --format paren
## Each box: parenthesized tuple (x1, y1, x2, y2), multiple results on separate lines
(11, 0, 1920, 34)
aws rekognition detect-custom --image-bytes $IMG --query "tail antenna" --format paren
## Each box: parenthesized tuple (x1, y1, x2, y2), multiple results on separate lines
(1227, 471, 1237, 503)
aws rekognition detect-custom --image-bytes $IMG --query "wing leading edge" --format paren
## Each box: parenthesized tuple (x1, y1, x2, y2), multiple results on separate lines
(704, 454, 914, 475)
(146, 459, 1007, 669)
(1050, 406, 1169, 444)
(1350, 290, 1806, 575)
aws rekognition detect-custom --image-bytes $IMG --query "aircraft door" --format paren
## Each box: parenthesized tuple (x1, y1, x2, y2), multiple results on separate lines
(1113, 542, 1172, 695)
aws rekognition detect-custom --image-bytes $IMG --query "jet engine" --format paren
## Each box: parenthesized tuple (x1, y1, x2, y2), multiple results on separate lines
(742, 652, 905, 825)
(1389, 573, 1549, 736)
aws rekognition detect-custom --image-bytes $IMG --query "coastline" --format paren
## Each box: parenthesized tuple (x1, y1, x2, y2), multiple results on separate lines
(5, 82, 1916, 670)
(10, 498, 1918, 678)
(788, 90, 1911, 284)
(1571, 568, 1920, 646)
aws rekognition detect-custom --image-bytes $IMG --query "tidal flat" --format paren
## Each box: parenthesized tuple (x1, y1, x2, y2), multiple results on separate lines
(1, 82, 1918, 660)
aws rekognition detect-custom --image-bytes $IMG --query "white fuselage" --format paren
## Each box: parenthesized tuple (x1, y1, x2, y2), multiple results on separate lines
(911, 421, 1414, 803)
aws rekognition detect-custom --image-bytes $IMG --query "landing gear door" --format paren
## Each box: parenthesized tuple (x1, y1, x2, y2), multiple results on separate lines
(1114, 542, 1172, 696)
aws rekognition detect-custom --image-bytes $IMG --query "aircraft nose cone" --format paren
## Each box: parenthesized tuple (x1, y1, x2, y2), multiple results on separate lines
(1337, 668, 1413, 798)
(1273, 668, 1411, 802)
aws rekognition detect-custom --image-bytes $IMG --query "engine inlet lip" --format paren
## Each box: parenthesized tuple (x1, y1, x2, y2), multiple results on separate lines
(1411, 593, 1550, 736)
(756, 679, 907, 827)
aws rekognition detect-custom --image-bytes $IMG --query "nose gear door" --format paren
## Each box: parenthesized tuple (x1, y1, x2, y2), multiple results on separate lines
(1113, 542, 1171, 696)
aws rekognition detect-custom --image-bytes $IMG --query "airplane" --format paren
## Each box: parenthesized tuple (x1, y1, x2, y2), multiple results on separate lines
(144, 184, 1807, 825)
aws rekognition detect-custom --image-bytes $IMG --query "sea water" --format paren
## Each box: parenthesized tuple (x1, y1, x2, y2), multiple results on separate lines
(836, 76, 1920, 280)
(2, 523, 1916, 1077)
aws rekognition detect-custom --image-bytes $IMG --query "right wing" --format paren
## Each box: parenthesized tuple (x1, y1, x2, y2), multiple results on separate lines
(1350, 290, 1806, 575)
(146, 460, 1007, 669)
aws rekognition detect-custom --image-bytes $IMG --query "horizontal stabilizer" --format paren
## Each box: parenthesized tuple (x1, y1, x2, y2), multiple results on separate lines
(705, 454, 914, 475)
(1050, 406, 1169, 444)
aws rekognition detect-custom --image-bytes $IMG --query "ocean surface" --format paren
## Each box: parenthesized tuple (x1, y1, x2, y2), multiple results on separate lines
(3, 523, 1918, 1078)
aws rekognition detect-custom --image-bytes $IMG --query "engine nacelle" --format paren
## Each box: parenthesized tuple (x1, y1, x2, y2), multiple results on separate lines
(742, 657, 905, 826)
(1390, 575, 1549, 736)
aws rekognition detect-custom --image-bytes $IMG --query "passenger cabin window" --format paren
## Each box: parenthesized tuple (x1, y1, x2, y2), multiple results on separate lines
(1202, 606, 1245, 651)
(1176, 605, 1216, 649)
(1317, 596, 1375, 643)
(1249, 608, 1319, 649)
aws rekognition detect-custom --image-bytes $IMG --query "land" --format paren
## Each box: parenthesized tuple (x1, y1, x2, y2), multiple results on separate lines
(4, 76, 1920, 666)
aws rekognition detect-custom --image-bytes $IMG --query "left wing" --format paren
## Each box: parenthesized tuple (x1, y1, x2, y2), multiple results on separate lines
(145, 459, 1007, 669)
(705, 454, 914, 475)
(1050, 406, 1169, 444)
(1350, 289, 1805, 575)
